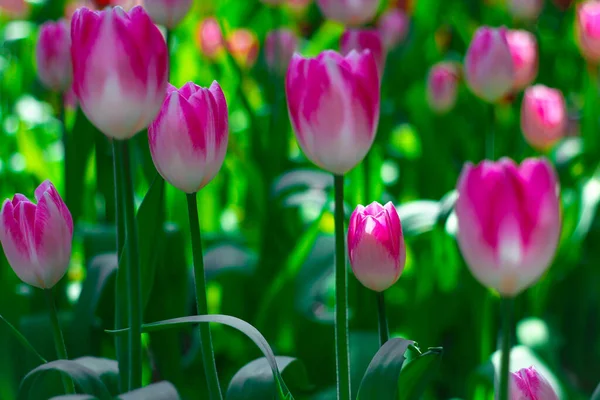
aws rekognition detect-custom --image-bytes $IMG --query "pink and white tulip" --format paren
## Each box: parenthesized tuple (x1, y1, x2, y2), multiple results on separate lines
(36, 20, 72, 92)
(506, 29, 538, 91)
(316, 0, 379, 26)
(340, 29, 385, 80)
(521, 85, 567, 151)
(507, 0, 543, 21)
(508, 367, 559, 400)
(426, 62, 459, 114)
(142, 0, 192, 29)
(464, 26, 514, 103)
(265, 29, 299, 73)
(455, 158, 561, 297)
(377, 8, 409, 49)
(70, 6, 168, 139)
(148, 82, 228, 193)
(348, 202, 406, 292)
(577, 1, 600, 63)
(0, 181, 73, 289)
(285, 50, 380, 175)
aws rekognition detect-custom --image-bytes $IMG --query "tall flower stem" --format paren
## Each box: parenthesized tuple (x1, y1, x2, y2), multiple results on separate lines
(44, 288, 76, 394)
(487, 103, 496, 160)
(58, 94, 67, 194)
(376, 291, 389, 347)
(498, 296, 514, 400)
(333, 174, 351, 400)
(186, 193, 223, 400)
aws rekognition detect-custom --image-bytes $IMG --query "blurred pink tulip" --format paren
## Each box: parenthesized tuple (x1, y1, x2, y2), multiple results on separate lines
(36, 20, 72, 92)
(455, 158, 561, 297)
(0, 181, 73, 289)
(506, 29, 538, 91)
(142, 0, 192, 29)
(197, 17, 225, 60)
(70, 6, 169, 139)
(226, 29, 259, 68)
(521, 85, 567, 151)
(285, 50, 380, 175)
(348, 202, 406, 292)
(340, 29, 385, 79)
(148, 82, 229, 193)
(0, 0, 28, 18)
(507, 0, 543, 21)
(265, 29, 299, 73)
(316, 0, 379, 26)
(577, 1, 600, 63)
(426, 61, 459, 114)
(377, 8, 409, 49)
(508, 367, 559, 400)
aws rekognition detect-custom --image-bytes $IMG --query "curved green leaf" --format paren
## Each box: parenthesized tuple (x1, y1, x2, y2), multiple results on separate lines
(116, 381, 180, 400)
(396, 201, 440, 237)
(397, 348, 443, 400)
(50, 395, 97, 400)
(72, 357, 119, 396)
(592, 382, 600, 400)
(0, 314, 47, 364)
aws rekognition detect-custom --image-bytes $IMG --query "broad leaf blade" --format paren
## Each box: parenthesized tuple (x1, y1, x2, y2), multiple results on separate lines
(116, 381, 180, 400)
(397, 348, 443, 400)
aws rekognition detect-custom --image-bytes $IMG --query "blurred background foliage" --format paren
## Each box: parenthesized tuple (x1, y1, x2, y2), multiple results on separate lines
(1, 0, 599, 399)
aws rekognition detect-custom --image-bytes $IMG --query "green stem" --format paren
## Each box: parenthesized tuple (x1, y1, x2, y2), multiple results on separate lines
(486, 103, 495, 160)
(44, 289, 76, 394)
(58, 93, 67, 195)
(333, 174, 351, 400)
(186, 193, 223, 400)
(498, 296, 514, 400)
(376, 291, 389, 347)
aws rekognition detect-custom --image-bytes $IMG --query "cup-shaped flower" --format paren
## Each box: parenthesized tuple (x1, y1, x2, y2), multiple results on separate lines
(508, 367, 559, 400)
(348, 202, 406, 292)
(70, 6, 168, 139)
(455, 158, 561, 297)
(506, 29, 538, 91)
(464, 26, 514, 103)
(142, 0, 192, 29)
(427, 61, 459, 114)
(507, 0, 543, 21)
(285, 50, 380, 175)
(340, 29, 385, 80)
(377, 8, 409, 50)
(265, 29, 298, 73)
(0, 181, 73, 289)
(316, 0, 379, 26)
(36, 20, 72, 92)
(577, 1, 600, 63)
(148, 82, 228, 194)
(197, 17, 224, 60)
(226, 29, 259, 69)
(521, 85, 567, 151)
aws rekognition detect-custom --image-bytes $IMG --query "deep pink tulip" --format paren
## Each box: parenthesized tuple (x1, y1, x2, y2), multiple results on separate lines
(427, 62, 459, 114)
(265, 29, 298, 73)
(340, 29, 385, 80)
(36, 20, 72, 92)
(148, 82, 228, 193)
(507, 0, 543, 21)
(577, 1, 600, 63)
(506, 30, 538, 91)
(142, 0, 192, 29)
(464, 26, 514, 103)
(377, 8, 409, 49)
(285, 50, 380, 175)
(316, 0, 379, 26)
(521, 85, 567, 151)
(455, 158, 561, 297)
(70, 6, 168, 139)
(0, 181, 73, 289)
(348, 202, 406, 292)
(508, 367, 559, 400)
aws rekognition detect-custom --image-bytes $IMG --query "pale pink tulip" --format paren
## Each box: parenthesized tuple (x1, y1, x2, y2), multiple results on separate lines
(142, 0, 192, 29)
(508, 367, 559, 400)
(265, 29, 299, 73)
(577, 1, 600, 62)
(197, 17, 224, 60)
(426, 62, 459, 113)
(36, 20, 72, 92)
(316, 0, 379, 26)
(521, 85, 567, 150)
(506, 29, 538, 91)
(340, 29, 385, 79)
(377, 8, 409, 49)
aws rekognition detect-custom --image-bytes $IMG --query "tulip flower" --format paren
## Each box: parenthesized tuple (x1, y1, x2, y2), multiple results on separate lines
(285, 50, 380, 175)
(226, 29, 259, 68)
(142, 0, 192, 29)
(577, 1, 600, 63)
(265, 29, 299, 73)
(426, 61, 459, 114)
(36, 20, 72, 92)
(148, 82, 228, 193)
(70, 6, 169, 139)
(506, 29, 538, 91)
(508, 367, 559, 400)
(348, 202, 406, 292)
(340, 29, 385, 80)
(316, 0, 379, 26)
(507, 0, 543, 21)
(464, 26, 514, 103)
(455, 158, 561, 297)
(0, 0, 28, 17)
(521, 85, 567, 151)
(197, 17, 225, 60)
(0, 181, 73, 289)
(377, 8, 409, 49)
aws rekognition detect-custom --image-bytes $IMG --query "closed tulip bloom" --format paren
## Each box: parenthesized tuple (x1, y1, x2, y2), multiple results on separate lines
(455, 158, 561, 297)
(427, 62, 459, 113)
(285, 50, 380, 175)
(507, 0, 543, 21)
(506, 29, 538, 91)
(508, 367, 559, 400)
(148, 82, 228, 193)
(348, 202, 406, 292)
(265, 29, 298, 73)
(226, 29, 259, 68)
(71, 6, 168, 139)
(36, 20, 72, 92)
(340, 29, 385, 79)
(464, 27, 514, 103)
(377, 8, 409, 49)
(198, 17, 224, 60)
(577, 1, 600, 62)
(316, 0, 379, 26)
(142, 0, 192, 29)
(0, 181, 73, 289)
(521, 85, 567, 151)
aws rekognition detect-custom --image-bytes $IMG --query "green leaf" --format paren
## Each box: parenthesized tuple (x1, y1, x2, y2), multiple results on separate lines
(0, 314, 47, 364)
(71, 357, 119, 396)
(397, 348, 443, 400)
(49, 395, 97, 400)
(396, 201, 441, 237)
(591, 382, 600, 400)
(356, 338, 415, 400)
(116, 382, 180, 400)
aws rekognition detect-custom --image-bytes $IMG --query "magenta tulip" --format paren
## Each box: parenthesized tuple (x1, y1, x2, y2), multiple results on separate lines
(0, 181, 73, 289)
(377, 8, 409, 49)
(464, 26, 514, 103)
(507, 0, 543, 21)
(348, 202, 406, 292)
(70, 6, 168, 139)
(340, 28, 385, 79)
(148, 82, 228, 193)
(265, 29, 298, 73)
(577, 1, 600, 63)
(285, 50, 380, 175)
(36, 20, 72, 92)
(521, 85, 567, 151)
(142, 0, 192, 29)
(316, 0, 379, 26)
(427, 61, 459, 114)
(455, 158, 561, 297)
(508, 367, 559, 400)
(506, 29, 538, 91)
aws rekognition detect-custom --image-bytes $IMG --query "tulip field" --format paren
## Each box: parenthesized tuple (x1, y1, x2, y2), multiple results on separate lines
(2, 0, 600, 399)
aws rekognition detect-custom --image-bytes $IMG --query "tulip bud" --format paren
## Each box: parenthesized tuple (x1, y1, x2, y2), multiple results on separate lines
(197, 17, 225, 60)
(508, 367, 559, 400)
(426, 62, 459, 114)
(340, 29, 385, 79)
(316, 0, 380, 26)
(507, 0, 543, 21)
(377, 8, 409, 50)
(0, 181, 73, 289)
(521, 85, 567, 151)
(148, 82, 228, 193)
(70, 6, 169, 139)
(577, 1, 600, 63)
(348, 202, 406, 292)
(285, 50, 380, 175)
(455, 158, 561, 297)
(36, 20, 72, 92)
(464, 26, 514, 103)
(142, 0, 192, 29)
(506, 29, 538, 91)
(265, 29, 299, 73)
(226, 29, 259, 69)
